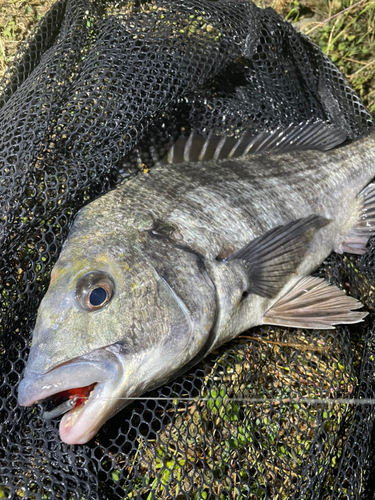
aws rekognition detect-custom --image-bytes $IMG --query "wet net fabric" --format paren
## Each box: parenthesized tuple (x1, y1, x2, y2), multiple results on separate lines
(1, 0, 375, 498)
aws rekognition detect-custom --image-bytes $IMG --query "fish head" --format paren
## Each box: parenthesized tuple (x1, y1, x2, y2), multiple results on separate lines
(18, 206, 217, 444)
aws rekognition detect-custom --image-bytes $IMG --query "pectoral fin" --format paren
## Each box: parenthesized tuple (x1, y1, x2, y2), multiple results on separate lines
(339, 183, 375, 255)
(263, 276, 367, 329)
(225, 215, 329, 299)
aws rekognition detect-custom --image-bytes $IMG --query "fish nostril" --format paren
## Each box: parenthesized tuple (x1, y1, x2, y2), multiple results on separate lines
(241, 291, 249, 300)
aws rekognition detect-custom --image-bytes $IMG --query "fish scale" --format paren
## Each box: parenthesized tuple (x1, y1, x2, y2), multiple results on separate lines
(18, 123, 375, 444)
(114, 148, 364, 258)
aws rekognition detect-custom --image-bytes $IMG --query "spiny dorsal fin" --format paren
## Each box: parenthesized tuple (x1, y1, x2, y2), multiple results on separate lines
(160, 122, 348, 165)
(263, 276, 367, 329)
(224, 214, 330, 299)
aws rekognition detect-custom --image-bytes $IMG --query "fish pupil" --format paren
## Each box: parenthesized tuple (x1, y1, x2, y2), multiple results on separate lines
(90, 287, 107, 306)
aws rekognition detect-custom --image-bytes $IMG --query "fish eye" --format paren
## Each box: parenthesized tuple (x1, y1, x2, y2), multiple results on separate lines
(76, 271, 115, 311)
(89, 287, 108, 306)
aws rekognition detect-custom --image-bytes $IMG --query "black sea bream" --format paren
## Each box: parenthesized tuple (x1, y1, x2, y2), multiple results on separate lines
(18, 123, 375, 444)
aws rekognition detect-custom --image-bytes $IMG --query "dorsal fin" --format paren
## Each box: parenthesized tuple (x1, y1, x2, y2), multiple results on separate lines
(160, 122, 348, 165)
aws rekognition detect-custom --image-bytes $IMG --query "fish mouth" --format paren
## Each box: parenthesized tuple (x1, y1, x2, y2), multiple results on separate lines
(18, 346, 124, 445)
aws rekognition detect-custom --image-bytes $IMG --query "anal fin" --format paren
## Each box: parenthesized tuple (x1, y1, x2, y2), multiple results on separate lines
(340, 183, 375, 255)
(263, 276, 367, 330)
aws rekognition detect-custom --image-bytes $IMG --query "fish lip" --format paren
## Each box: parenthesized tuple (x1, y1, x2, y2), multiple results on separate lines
(58, 378, 116, 445)
(18, 346, 125, 445)
(18, 347, 121, 407)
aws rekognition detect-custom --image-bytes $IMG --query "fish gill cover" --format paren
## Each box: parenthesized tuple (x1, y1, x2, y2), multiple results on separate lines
(0, 0, 375, 499)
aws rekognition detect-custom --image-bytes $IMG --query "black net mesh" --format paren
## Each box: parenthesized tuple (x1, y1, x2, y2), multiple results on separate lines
(1, 1, 375, 498)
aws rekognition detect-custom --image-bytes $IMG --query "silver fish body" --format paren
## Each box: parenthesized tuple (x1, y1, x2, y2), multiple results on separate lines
(18, 124, 375, 444)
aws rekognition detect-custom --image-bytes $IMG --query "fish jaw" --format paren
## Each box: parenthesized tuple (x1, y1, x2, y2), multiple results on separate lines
(18, 347, 126, 445)
(18, 341, 188, 445)
(59, 369, 120, 445)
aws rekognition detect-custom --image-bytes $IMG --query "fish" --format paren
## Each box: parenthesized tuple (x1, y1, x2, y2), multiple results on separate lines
(18, 121, 375, 445)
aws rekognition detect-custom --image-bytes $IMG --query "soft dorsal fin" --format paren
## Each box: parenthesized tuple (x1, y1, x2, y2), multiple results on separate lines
(223, 214, 330, 299)
(160, 122, 348, 164)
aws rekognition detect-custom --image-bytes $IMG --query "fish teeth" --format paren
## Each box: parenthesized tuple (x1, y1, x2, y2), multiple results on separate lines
(84, 386, 96, 405)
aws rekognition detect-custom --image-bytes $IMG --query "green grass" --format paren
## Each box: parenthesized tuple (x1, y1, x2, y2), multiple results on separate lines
(0, 1, 373, 499)
(2, 0, 375, 116)
(0, 0, 52, 76)
(259, 0, 375, 115)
